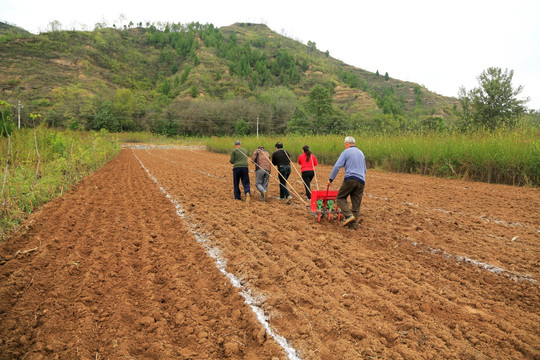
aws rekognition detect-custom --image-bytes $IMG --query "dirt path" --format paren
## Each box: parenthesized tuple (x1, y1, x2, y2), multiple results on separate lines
(1, 148, 538, 359)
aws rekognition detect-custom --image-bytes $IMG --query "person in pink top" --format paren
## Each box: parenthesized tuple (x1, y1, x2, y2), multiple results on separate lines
(297, 145, 318, 200)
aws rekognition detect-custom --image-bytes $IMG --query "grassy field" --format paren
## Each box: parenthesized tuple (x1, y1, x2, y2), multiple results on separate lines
(0, 127, 120, 240)
(205, 129, 539, 187)
(117, 132, 205, 145)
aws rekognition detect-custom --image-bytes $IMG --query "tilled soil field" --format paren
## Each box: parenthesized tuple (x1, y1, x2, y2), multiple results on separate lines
(0, 147, 538, 360)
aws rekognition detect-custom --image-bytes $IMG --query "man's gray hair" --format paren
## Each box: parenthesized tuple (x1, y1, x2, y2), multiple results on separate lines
(234, 140, 241, 146)
(344, 136, 356, 145)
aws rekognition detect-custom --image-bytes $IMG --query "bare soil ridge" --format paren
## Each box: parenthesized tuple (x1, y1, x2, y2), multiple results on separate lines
(1, 148, 538, 359)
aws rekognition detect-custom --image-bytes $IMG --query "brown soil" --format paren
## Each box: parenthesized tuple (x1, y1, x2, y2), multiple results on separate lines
(1, 147, 538, 360)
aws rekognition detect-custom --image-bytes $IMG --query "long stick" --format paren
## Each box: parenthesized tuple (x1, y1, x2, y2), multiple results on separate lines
(311, 156, 319, 190)
(259, 150, 306, 205)
(241, 149, 306, 206)
(244, 152, 294, 200)
(239, 150, 275, 181)
(283, 150, 311, 195)
(236, 149, 278, 185)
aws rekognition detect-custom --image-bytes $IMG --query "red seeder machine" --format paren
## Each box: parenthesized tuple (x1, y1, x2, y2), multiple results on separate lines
(310, 185, 341, 222)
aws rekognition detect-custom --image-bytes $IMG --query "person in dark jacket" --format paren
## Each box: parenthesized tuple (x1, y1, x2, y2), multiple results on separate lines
(230, 140, 251, 203)
(271, 142, 291, 202)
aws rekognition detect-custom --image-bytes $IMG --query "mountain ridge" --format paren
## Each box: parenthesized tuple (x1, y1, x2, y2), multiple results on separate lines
(0, 21, 460, 135)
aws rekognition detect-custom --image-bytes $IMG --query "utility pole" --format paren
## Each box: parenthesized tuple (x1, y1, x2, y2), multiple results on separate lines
(17, 100, 23, 129)
(256, 116, 259, 139)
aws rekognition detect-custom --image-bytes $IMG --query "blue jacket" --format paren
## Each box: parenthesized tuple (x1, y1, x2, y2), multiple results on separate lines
(329, 146, 366, 184)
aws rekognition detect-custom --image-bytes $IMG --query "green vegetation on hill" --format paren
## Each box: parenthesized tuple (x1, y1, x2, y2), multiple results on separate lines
(0, 21, 31, 37)
(1, 20, 467, 136)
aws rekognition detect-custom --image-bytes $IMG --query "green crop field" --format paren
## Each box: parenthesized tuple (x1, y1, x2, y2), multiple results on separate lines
(205, 129, 539, 187)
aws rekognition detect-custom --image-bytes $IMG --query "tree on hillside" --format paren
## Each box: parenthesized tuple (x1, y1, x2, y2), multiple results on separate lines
(47, 20, 62, 32)
(257, 87, 296, 133)
(92, 101, 119, 131)
(349, 111, 400, 134)
(49, 84, 95, 129)
(457, 87, 472, 128)
(159, 79, 171, 96)
(300, 58, 309, 72)
(286, 107, 310, 134)
(307, 85, 333, 117)
(189, 86, 199, 98)
(459, 67, 529, 130)
(340, 70, 362, 89)
(414, 85, 422, 106)
(305, 84, 344, 133)
(0, 100, 13, 137)
(180, 65, 191, 84)
(376, 86, 404, 116)
(113, 89, 136, 131)
(235, 119, 250, 135)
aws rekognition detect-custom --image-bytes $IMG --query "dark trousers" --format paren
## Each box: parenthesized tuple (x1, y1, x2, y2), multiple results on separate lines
(277, 165, 291, 199)
(233, 167, 250, 200)
(337, 179, 365, 219)
(301, 170, 315, 199)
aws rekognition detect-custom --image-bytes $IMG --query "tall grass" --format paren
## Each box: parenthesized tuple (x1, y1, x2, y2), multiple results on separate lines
(0, 127, 120, 240)
(116, 132, 206, 145)
(205, 129, 539, 187)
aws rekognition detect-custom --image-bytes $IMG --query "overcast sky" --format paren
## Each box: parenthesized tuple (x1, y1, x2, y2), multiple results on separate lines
(2, 0, 539, 109)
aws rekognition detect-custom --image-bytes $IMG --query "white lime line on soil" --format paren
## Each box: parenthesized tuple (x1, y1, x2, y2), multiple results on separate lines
(134, 152, 301, 360)
(410, 240, 537, 285)
(363, 194, 537, 284)
(366, 193, 539, 233)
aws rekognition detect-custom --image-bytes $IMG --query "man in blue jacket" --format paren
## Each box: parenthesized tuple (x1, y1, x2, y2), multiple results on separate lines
(327, 136, 366, 228)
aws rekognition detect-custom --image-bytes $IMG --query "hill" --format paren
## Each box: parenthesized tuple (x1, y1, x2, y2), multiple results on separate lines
(0, 21, 460, 135)
(0, 21, 31, 36)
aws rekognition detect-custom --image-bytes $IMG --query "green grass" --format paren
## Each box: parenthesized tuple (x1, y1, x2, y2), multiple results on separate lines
(204, 129, 539, 187)
(0, 127, 120, 240)
(117, 131, 206, 145)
